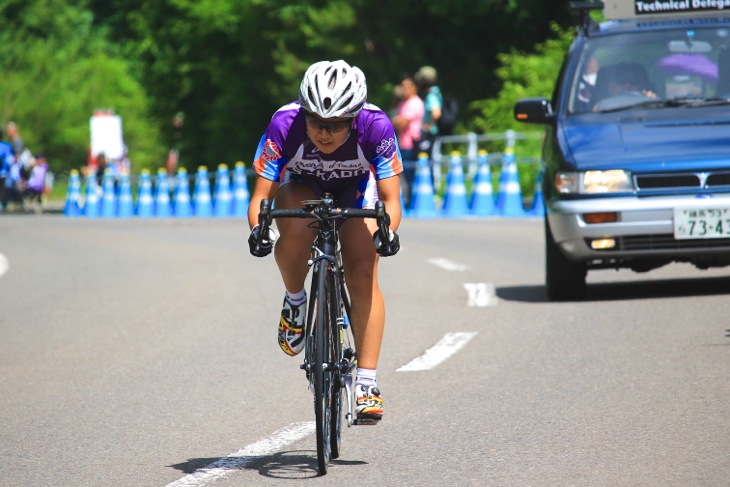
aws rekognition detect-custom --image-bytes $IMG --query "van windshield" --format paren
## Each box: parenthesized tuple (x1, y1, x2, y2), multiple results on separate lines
(568, 25, 730, 114)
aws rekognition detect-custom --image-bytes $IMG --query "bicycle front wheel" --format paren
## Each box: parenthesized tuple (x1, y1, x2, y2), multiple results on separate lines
(313, 261, 336, 475)
(329, 271, 347, 460)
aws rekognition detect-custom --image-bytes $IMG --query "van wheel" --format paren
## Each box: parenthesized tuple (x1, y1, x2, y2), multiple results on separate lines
(545, 218, 587, 301)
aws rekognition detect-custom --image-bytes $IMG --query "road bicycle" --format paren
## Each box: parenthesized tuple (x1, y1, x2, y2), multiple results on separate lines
(253, 193, 394, 475)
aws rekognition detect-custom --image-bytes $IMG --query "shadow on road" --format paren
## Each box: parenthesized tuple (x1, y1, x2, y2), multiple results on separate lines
(497, 275, 730, 303)
(168, 450, 367, 480)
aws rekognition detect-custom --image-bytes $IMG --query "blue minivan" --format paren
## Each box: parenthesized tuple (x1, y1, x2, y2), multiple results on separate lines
(515, 1, 730, 300)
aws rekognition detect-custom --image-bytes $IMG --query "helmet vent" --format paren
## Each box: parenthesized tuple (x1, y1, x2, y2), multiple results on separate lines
(327, 71, 337, 89)
(323, 97, 332, 109)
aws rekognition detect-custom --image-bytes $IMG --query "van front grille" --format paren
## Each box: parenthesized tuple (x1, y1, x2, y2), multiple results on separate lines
(635, 171, 730, 191)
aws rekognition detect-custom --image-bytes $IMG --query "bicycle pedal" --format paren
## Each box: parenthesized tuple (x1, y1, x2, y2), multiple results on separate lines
(354, 416, 381, 426)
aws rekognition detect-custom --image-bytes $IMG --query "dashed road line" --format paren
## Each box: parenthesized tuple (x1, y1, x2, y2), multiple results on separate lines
(397, 332, 478, 372)
(165, 422, 315, 486)
(0, 253, 8, 277)
(464, 282, 498, 307)
(427, 257, 471, 272)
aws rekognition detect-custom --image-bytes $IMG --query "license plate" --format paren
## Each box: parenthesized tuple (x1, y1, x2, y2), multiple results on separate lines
(674, 207, 730, 239)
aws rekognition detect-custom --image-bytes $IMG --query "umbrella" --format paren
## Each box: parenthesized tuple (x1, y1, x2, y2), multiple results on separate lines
(658, 54, 718, 81)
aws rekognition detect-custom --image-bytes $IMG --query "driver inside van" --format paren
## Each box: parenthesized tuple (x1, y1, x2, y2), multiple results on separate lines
(593, 62, 657, 111)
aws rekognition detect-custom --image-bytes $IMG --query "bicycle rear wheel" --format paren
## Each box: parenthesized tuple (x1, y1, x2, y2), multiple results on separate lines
(312, 261, 335, 475)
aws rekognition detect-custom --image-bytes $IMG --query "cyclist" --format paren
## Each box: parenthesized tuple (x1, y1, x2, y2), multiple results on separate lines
(247, 60, 402, 422)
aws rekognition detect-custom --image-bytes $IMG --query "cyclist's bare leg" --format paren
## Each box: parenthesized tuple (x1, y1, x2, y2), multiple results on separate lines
(274, 182, 318, 293)
(339, 218, 383, 370)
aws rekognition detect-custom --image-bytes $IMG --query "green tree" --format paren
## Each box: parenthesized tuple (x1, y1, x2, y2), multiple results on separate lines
(92, 0, 572, 169)
(0, 0, 163, 173)
(469, 23, 574, 136)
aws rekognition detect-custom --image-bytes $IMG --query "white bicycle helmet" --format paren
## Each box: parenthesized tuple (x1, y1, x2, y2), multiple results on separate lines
(298, 60, 367, 119)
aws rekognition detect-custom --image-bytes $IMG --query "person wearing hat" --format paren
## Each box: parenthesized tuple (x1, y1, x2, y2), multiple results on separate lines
(415, 65, 443, 157)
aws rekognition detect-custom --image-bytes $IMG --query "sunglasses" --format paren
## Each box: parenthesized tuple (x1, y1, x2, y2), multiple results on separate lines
(304, 114, 352, 134)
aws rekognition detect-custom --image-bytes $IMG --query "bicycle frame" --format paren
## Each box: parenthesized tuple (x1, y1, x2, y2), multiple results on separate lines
(307, 215, 363, 428)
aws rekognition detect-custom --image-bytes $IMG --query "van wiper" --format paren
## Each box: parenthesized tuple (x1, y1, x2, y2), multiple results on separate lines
(599, 96, 730, 113)
(659, 96, 730, 107)
(683, 97, 730, 107)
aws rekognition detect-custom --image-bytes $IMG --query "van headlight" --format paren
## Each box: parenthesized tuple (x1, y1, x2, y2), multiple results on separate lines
(555, 170, 633, 194)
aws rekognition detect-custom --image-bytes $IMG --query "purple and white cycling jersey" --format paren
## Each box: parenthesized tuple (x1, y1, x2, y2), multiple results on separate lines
(253, 101, 403, 208)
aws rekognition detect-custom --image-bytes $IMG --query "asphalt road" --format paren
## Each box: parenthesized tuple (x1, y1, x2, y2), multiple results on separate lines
(1, 215, 728, 486)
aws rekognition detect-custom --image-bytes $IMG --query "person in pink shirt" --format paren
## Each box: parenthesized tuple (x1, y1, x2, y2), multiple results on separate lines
(391, 74, 424, 208)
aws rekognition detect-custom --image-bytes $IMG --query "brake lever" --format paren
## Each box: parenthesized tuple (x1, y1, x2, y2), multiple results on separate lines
(374, 200, 390, 240)
(257, 199, 272, 247)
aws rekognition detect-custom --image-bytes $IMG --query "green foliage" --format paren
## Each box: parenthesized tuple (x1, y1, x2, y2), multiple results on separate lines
(469, 23, 574, 135)
(0, 0, 164, 174)
(1, 0, 575, 176)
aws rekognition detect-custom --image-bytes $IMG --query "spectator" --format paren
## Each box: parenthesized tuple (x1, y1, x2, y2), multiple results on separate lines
(0, 129, 15, 210)
(1, 152, 23, 211)
(115, 145, 131, 176)
(23, 153, 49, 203)
(90, 152, 108, 186)
(6, 122, 25, 160)
(415, 65, 443, 158)
(6, 121, 33, 180)
(391, 74, 424, 207)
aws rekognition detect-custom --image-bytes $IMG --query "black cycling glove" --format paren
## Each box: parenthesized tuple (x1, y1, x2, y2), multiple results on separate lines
(373, 229, 400, 257)
(248, 225, 278, 257)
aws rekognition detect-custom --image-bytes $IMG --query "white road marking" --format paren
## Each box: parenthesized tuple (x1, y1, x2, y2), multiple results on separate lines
(427, 257, 471, 272)
(165, 422, 315, 486)
(464, 282, 498, 307)
(397, 332, 478, 372)
(0, 254, 8, 277)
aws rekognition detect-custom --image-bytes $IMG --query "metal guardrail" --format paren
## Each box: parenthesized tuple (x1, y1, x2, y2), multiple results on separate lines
(427, 130, 543, 190)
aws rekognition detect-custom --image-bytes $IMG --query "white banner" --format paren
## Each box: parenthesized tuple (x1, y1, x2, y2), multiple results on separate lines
(90, 112, 124, 160)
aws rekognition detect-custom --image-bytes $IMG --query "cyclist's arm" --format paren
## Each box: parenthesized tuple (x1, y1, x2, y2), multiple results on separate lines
(375, 176, 402, 231)
(247, 176, 279, 230)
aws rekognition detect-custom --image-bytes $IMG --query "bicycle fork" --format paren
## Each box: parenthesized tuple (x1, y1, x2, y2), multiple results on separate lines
(341, 339, 357, 427)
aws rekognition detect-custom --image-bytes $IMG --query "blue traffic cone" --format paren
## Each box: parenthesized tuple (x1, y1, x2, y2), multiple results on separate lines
(495, 148, 526, 217)
(136, 169, 154, 218)
(173, 168, 193, 217)
(232, 162, 250, 217)
(63, 169, 82, 217)
(83, 173, 101, 218)
(154, 168, 172, 217)
(470, 150, 496, 216)
(117, 173, 134, 218)
(193, 166, 213, 217)
(409, 153, 437, 218)
(530, 168, 545, 216)
(213, 164, 232, 217)
(100, 169, 117, 218)
(441, 152, 469, 217)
